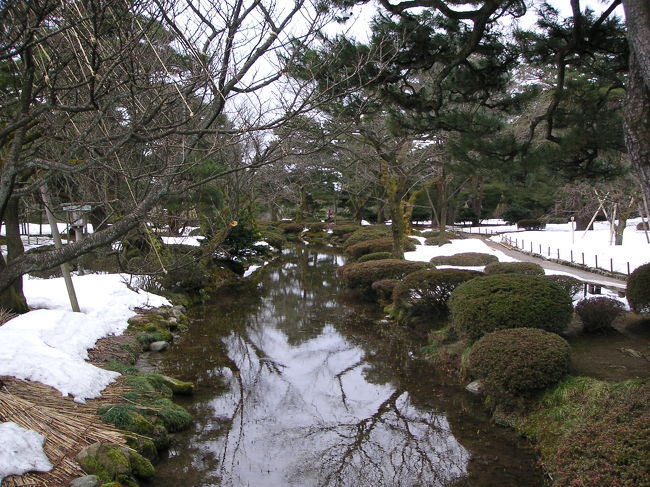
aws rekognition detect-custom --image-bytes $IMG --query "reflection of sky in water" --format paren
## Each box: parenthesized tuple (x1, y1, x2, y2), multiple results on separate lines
(200, 282, 469, 487)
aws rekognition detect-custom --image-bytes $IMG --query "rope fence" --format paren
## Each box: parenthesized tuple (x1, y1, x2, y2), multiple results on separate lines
(501, 235, 631, 275)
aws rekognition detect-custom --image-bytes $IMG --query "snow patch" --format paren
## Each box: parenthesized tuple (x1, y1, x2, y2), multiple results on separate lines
(0, 422, 52, 482)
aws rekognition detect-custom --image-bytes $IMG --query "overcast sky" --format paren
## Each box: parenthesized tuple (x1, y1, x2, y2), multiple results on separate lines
(327, 0, 626, 42)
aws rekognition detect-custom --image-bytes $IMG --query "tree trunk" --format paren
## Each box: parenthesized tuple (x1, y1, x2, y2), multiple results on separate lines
(624, 49, 650, 207)
(383, 173, 407, 259)
(0, 198, 28, 313)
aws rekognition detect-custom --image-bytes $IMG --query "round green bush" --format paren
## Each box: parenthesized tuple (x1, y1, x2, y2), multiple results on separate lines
(545, 274, 583, 298)
(346, 237, 416, 260)
(424, 233, 454, 246)
(516, 218, 546, 230)
(279, 222, 304, 234)
(307, 222, 327, 232)
(331, 224, 360, 236)
(358, 251, 393, 263)
(469, 328, 571, 402)
(343, 225, 392, 248)
(337, 259, 431, 296)
(448, 274, 573, 341)
(575, 297, 625, 333)
(627, 263, 650, 313)
(430, 252, 498, 266)
(392, 269, 483, 325)
(259, 230, 287, 249)
(484, 261, 545, 276)
(371, 279, 398, 303)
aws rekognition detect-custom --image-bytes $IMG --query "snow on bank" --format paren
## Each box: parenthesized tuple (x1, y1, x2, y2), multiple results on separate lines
(0, 422, 52, 483)
(493, 220, 650, 274)
(0, 274, 169, 403)
(405, 237, 517, 265)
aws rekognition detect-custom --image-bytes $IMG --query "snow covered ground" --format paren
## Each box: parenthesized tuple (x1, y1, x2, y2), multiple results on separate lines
(0, 273, 169, 483)
(492, 220, 649, 275)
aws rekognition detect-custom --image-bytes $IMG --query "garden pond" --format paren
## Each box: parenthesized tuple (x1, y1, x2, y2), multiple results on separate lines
(140, 246, 544, 487)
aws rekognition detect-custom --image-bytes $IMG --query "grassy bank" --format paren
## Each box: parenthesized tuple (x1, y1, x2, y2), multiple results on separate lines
(496, 376, 649, 487)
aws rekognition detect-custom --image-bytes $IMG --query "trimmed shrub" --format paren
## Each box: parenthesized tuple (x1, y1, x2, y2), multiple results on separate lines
(545, 274, 583, 298)
(307, 222, 327, 232)
(343, 225, 392, 248)
(627, 262, 650, 313)
(392, 269, 482, 325)
(576, 297, 625, 333)
(371, 279, 398, 303)
(516, 218, 546, 230)
(259, 230, 286, 249)
(332, 224, 360, 236)
(346, 237, 416, 260)
(484, 261, 545, 276)
(279, 223, 304, 234)
(337, 259, 431, 296)
(636, 221, 649, 231)
(469, 328, 571, 404)
(358, 251, 393, 263)
(430, 252, 498, 266)
(448, 274, 573, 341)
(424, 231, 457, 246)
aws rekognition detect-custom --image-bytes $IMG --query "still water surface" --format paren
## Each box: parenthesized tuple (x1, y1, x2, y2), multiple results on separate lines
(143, 247, 543, 487)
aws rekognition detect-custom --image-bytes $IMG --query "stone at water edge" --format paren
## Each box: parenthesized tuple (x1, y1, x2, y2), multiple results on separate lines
(159, 375, 194, 395)
(69, 475, 100, 487)
(149, 341, 169, 352)
(466, 380, 483, 394)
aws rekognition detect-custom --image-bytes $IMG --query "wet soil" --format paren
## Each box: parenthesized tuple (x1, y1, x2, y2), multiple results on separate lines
(568, 314, 650, 381)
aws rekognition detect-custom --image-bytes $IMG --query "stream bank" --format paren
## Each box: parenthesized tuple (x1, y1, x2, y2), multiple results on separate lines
(141, 245, 544, 487)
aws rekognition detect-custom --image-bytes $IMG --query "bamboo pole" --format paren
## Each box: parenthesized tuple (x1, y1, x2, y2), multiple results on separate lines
(40, 186, 80, 312)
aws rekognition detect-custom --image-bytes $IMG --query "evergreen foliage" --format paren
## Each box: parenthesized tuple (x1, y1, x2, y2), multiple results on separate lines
(469, 328, 571, 404)
(337, 259, 431, 296)
(448, 274, 573, 341)
(484, 261, 545, 276)
(430, 252, 498, 266)
(392, 268, 482, 325)
(627, 263, 650, 313)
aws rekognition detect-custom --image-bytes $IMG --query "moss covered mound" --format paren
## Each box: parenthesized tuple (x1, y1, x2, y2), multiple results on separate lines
(448, 274, 573, 341)
(484, 261, 545, 276)
(469, 328, 571, 402)
(627, 262, 650, 313)
(346, 237, 416, 260)
(392, 269, 482, 325)
(343, 226, 392, 248)
(337, 259, 431, 297)
(358, 251, 393, 263)
(430, 252, 498, 266)
(279, 222, 304, 234)
(575, 297, 625, 333)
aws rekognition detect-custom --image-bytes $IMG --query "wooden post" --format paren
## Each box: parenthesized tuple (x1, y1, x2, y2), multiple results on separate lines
(40, 186, 80, 312)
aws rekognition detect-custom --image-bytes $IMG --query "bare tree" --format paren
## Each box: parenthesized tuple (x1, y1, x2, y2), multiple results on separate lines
(0, 0, 345, 307)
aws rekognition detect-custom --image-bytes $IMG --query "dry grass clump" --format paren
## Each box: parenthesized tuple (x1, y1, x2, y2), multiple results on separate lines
(0, 308, 17, 326)
(0, 377, 128, 487)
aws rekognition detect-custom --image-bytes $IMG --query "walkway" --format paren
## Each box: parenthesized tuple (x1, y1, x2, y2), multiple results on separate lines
(475, 234, 627, 292)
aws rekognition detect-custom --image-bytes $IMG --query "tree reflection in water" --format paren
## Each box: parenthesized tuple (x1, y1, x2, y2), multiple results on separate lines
(148, 247, 540, 487)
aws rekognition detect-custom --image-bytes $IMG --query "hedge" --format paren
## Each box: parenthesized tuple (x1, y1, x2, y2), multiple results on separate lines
(343, 226, 392, 248)
(358, 251, 393, 263)
(392, 269, 482, 325)
(346, 237, 415, 260)
(627, 262, 650, 313)
(484, 261, 545, 276)
(469, 328, 571, 404)
(448, 274, 573, 341)
(430, 252, 498, 266)
(337, 259, 431, 296)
